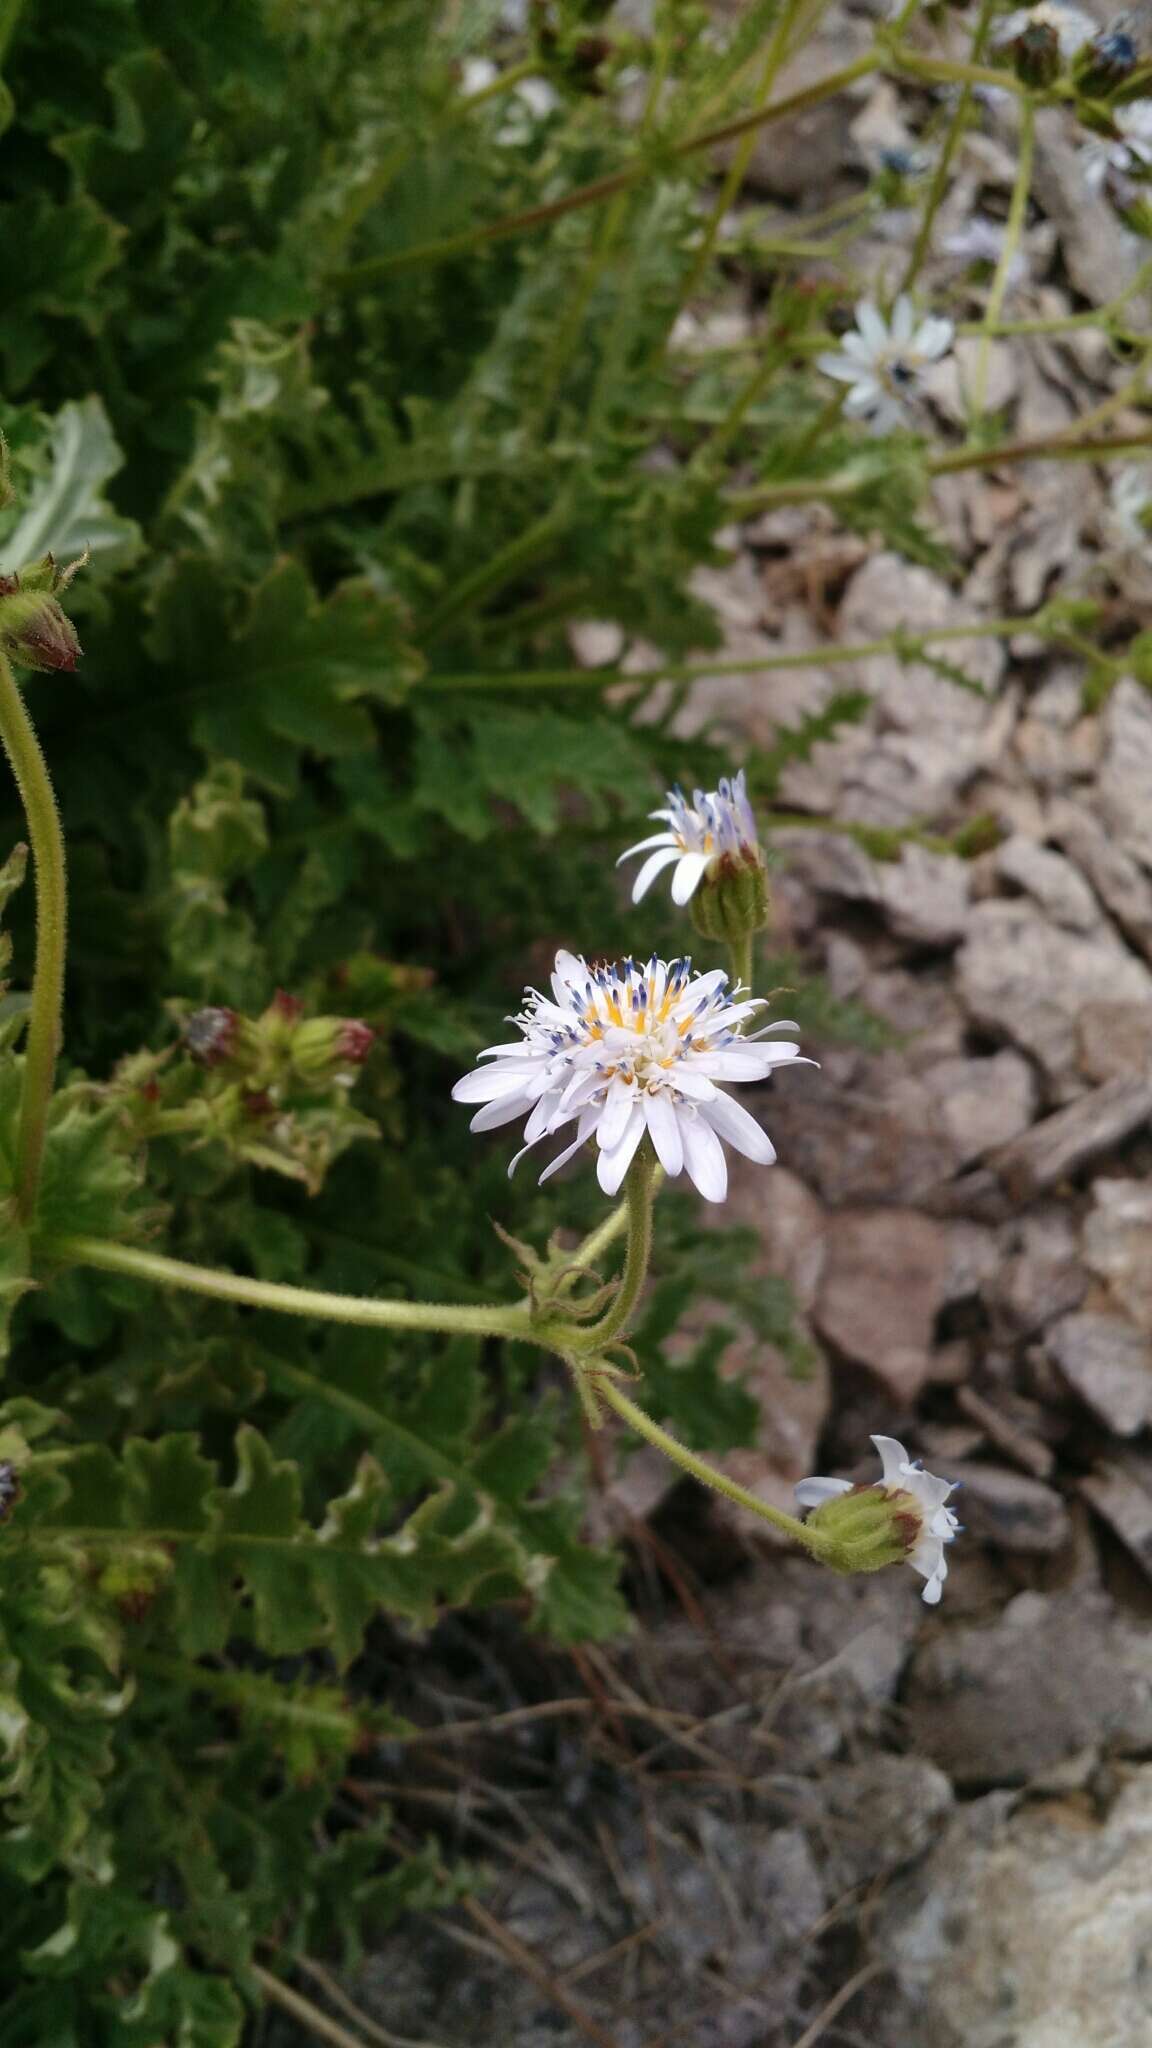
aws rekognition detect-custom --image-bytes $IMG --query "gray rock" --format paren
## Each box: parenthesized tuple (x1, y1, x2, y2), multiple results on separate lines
(820, 1755, 954, 1894)
(882, 1767, 1152, 2048)
(957, 900, 1152, 1097)
(923, 1049, 1038, 1166)
(997, 832, 1101, 930)
(763, 1070, 958, 1206)
(774, 831, 970, 948)
(905, 1589, 1152, 1784)
(1082, 1178, 1152, 1331)
(1047, 1311, 1152, 1436)
(1097, 676, 1152, 870)
(988, 1075, 1152, 1202)
(1077, 998, 1152, 1084)
(875, 844, 971, 949)
(838, 553, 1005, 727)
(1080, 1455, 1152, 1575)
(815, 1208, 953, 1400)
(955, 1385, 1056, 1480)
(740, 28, 873, 201)
(1050, 798, 1152, 962)
(989, 1207, 1087, 1338)
(721, 1162, 827, 1315)
(946, 1461, 1071, 1555)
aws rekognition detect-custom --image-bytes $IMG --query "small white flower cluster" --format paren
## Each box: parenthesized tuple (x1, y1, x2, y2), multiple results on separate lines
(817, 296, 954, 434)
(617, 770, 759, 906)
(797, 1435, 961, 1604)
(1081, 101, 1152, 195)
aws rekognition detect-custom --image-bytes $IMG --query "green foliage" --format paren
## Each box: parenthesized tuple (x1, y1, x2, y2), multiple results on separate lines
(0, 0, 984, 2029)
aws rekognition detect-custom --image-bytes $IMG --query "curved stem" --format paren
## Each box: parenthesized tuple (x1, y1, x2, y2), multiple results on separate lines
(41, 1234, 535, 1342)
(597, 1380, 828, 1557)
(899, 0, 998, 294)
(670, 0, 813, 322)
(553, 1166, 665, 1299)
(580, 1148, 657, 1349)
(971, 96, 1034, 427)
(331, 56, 878, 287)
(0, 651, 67, 1222)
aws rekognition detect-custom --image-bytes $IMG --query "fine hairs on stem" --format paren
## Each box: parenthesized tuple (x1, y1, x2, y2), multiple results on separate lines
(0, 650, 67, 1222)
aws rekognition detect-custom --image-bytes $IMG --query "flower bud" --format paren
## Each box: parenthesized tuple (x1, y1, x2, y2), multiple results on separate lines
(689, 849, 771, 948)
(289, 1015, 376, 1085)
(799, 1483, 921, 1576)
(0, 582, 82, 673)
(182, 1006, 265, 1075)
(1075, 29, 1138, 97)
(796, 1435, 960, 1603)
(1012, 21, 1062, 85)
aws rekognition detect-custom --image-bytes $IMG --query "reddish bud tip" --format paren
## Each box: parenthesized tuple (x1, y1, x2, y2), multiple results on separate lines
(336, 1020, 375, 1064)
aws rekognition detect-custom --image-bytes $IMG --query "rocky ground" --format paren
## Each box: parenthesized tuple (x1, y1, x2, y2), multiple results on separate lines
(269, 16, 1152, 2048)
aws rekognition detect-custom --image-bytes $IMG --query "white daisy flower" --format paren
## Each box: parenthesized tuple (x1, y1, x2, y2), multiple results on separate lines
(616, 771, 760, 908)
(995, 2, 1095, 57)
(452, 950, 806, 1201)
(1081, 100, 1152, 193)
(816, 296, 954, 434)
(796, 1434, 961, 1605)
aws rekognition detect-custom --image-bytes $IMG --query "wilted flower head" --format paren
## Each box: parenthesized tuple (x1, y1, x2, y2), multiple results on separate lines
(1076, 28, 1139, 97)
(453, 949, 806, 1200)
(943, 216, 1028, 288)
(796, 1435, 960, 1603)
(1081, 99, 1152, 192)
(1105, 464, 1152, 548)
(816, 296, 953, 433)
(995, 2, 1095, 58)
(617, 771, 760, 907)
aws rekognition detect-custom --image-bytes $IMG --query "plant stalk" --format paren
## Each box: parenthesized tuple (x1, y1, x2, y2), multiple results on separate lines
(0, 651, 67, 1222)
(597, 1380, 828, 1556)
(579, 1148, 657, 1349)
(41, 1234, 535, 1342)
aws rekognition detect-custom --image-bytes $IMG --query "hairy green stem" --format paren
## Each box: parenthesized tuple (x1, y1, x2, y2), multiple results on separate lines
(417, 506, 565, 642)
(598, 1381, 828, 1556)
(899, 0, 998, 294)
(579, 1148, 657, 1349)
(553, 1166, 665, 1300)
(671, 0, 814, 318)
(41, 1234, 535, 1342)
(423, 612, 1049, 692)
(331, 55, 879, 287)
(971, 96, 1034, 427)
(0, 651, 67, 1222)
(727, 931, 754, 1000)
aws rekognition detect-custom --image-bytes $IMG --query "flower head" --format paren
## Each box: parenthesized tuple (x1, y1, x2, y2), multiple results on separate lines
(1076, 28, 1139, 98)
(943, 217, 1028, 288)
(995, 2, 1095, 59)
(453, 950, 806, 1201)
(1106, 464, 1152, 548)
(816, 296, 953, 434)
(617, 771, 760, 907)
(1081, 99, 1152, 193)
(796, 1434, 960, 1603)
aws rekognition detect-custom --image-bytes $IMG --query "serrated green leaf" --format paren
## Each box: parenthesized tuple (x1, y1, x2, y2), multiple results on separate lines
(0, 400, 140, 575)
